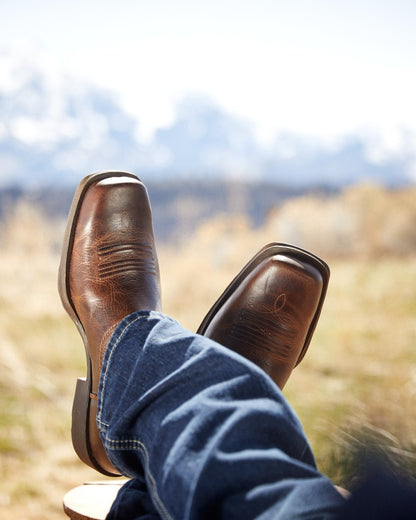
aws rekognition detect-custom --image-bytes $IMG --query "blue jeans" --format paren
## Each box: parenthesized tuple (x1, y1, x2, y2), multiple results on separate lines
(97, 311, 345, 519)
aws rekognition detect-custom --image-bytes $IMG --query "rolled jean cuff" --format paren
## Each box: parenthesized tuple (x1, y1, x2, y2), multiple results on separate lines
(96, 310, 315, 468)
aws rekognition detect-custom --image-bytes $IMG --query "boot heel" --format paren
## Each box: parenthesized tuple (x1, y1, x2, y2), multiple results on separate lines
(72, 377, 119, 476)
(71, 377, 93, 468)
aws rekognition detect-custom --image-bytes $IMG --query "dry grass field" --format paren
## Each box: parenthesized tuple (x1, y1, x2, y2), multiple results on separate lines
(0, 183, 416, 518)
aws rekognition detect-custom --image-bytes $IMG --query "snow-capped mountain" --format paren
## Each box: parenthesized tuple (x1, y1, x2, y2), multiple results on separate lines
(0, 48, 413, 188)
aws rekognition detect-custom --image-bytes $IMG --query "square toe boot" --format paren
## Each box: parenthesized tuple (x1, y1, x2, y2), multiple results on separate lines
(58, 171, 161, 476)
(197, 243, 329, 389)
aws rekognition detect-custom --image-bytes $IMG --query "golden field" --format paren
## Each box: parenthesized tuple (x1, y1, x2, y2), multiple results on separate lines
(0, 183, 416, 519)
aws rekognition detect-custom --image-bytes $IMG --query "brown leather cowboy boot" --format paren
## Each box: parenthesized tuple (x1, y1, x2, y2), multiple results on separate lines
(58, 171, 161, 476)
(197, 243, 329, 389)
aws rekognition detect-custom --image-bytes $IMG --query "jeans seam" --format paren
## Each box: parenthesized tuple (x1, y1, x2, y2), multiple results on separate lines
(104, 436, 173, 520)
(97, 312, 174, 520)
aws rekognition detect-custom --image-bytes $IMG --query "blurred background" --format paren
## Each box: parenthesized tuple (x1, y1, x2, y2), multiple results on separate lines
(0, 1, 415, 518)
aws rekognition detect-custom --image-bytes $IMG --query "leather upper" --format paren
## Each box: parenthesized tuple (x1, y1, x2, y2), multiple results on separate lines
(204, 254, 323, 389)
(68, 177, 161, 394)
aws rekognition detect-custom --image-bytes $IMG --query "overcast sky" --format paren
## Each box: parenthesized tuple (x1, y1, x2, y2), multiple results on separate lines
(1, 0, 416, 158)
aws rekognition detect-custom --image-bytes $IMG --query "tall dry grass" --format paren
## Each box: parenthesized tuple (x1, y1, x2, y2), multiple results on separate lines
(265, 182, 416, 258)
(0, 183, 415, 518)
